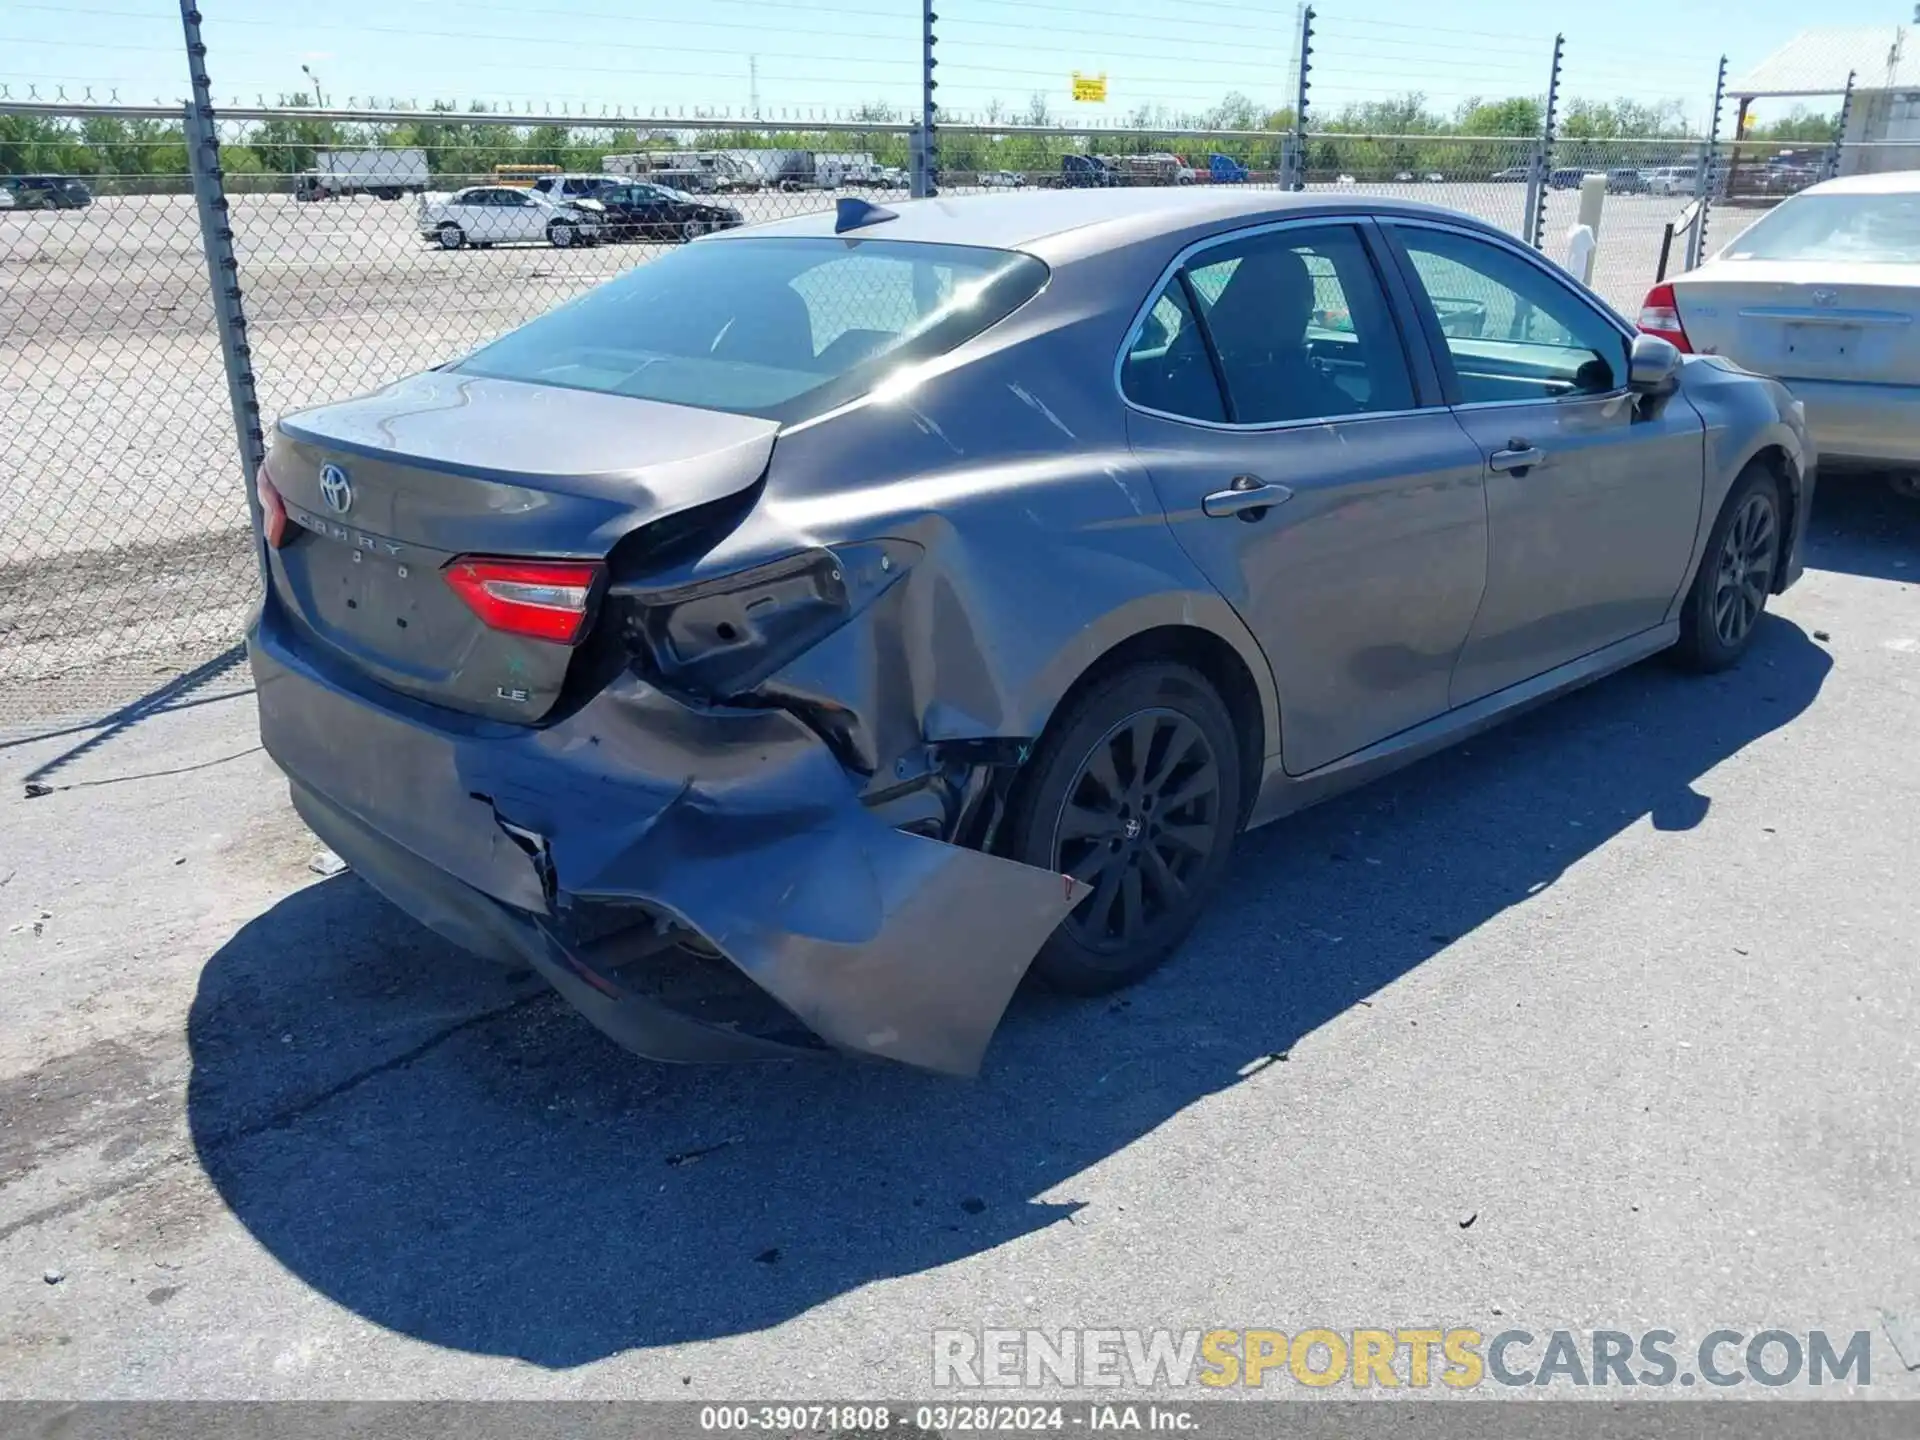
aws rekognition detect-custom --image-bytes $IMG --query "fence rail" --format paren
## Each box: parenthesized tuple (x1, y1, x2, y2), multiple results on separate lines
(0, 3, 1816, 716)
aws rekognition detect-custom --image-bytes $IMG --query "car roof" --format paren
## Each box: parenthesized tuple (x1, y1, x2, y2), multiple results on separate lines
(1800, 169, 1920, 196)
(711, 188, 1502, 253)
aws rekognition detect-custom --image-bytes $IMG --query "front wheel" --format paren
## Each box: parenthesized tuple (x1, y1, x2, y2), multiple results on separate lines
(547, 221, 575, 248)
(1674, 462, 1783, 671)
(1002, 662, 1242, 994)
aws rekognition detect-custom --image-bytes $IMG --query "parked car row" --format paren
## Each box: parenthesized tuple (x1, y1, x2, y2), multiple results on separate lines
(417, 179, 742, 249)
(1031, 154, 1261, 188)
(2, 174, 93, 210)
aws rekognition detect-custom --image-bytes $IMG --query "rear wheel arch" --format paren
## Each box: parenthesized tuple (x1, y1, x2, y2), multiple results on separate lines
(1743, 443, 1800, 592)
(1676, 425, 1805, 615)
(1019, 620, 1273, 832)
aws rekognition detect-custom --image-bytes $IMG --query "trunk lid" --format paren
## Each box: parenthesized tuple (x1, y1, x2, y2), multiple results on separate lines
(1672, 261, 1920, 386)
(266, 371, 776, 722)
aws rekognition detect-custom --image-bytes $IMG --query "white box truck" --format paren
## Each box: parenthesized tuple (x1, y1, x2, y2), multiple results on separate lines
(818, 151, 879, 185)
(295, 149, 430, 201)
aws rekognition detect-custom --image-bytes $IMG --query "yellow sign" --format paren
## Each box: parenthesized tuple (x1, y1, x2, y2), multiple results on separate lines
(1071, 72, 1108, 103)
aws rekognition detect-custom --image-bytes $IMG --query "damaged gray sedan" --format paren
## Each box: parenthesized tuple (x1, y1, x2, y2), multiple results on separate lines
(251, 189, 1814, 1075)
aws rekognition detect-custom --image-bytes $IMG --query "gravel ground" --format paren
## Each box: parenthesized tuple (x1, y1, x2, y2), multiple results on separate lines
(1, 180, 1702, 702)
(0, 476, 1914, 1401)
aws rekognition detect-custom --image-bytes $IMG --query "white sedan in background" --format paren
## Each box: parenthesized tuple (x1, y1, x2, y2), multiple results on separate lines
(417, 186, 604, 249)
(1640, 171, 1920, 495)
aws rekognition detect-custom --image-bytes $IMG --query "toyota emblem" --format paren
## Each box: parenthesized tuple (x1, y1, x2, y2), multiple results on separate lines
(319, 463, 353, 514)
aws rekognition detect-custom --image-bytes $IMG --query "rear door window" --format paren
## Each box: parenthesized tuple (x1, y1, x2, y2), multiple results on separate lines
(1182, 223, 1416, 424)
(1120, 279, 1226, 423)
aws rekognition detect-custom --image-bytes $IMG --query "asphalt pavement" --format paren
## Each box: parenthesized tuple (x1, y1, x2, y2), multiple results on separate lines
(1, 477, 1916, 1399)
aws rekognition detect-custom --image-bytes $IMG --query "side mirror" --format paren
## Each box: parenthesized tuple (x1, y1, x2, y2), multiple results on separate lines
(1628, 333, 1683, 395)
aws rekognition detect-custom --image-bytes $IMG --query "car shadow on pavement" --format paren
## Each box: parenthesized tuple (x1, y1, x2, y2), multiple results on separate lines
(186, 617, 1830, 1369)
(1803, 472, 1920, 584)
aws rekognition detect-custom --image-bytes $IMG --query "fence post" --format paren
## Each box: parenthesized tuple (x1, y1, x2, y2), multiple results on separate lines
(1827, 70, 1856, 180)
(1522, 32, 1563, 249)
(178, 1, 266, 567)
(1287, 5, 1314, 191)
(1687, 55, 1728, 271)
(912, 0, 938, 198)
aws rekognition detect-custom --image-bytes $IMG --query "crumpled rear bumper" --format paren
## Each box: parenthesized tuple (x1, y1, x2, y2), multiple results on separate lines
(250, 603, 1087, 1076)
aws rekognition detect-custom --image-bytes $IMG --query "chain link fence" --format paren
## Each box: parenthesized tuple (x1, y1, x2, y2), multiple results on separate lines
(2, 6, 1747, 722)
(1, 116, 258, 709)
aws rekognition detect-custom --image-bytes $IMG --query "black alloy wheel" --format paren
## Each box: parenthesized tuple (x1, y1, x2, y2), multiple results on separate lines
(1675, 461, 1783, 672)
(1711, 489, 1779, 649)
(1004, 662, 1243, 994)
(1053, 708, 1223, 956)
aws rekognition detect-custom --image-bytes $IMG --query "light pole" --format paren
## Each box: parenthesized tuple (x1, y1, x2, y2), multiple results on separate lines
(300, 63, 325, 107)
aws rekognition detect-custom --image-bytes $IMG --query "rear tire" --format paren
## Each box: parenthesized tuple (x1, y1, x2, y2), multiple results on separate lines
(1674, 462, 1783, 672)
(435, 223, 464, 250)
(1002, 662, 1242, 995)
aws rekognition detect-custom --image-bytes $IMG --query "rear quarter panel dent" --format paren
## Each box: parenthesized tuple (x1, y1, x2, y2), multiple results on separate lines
(735, 330, 1285, 773)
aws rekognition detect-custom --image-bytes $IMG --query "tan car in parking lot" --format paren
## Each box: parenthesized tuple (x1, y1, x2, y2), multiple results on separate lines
(1640, 171, 1920, 494)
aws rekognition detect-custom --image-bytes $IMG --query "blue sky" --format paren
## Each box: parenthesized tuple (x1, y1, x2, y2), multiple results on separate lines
(0, 0, 1897, 129)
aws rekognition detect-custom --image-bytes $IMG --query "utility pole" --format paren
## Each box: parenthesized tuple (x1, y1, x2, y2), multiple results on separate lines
(180, 0, 268, 578)
(1287, 5, 1313, 191)
(1522, 33, 1563, 250)
(1688, 55, 1728, 271)
(913, 0, 938, 197)
(749, 55, 760, 121)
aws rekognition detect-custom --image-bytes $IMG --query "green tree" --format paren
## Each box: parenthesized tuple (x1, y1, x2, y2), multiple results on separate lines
(78, 115, 185, 177)
(247, 94, 347, 176)
(1560, 97, 1689, 140)
(1454, 96, 1544, 137)
(1206, 91, 1265, 131)
(1752, 106, 1839, 142)
(0, 113, 87, 173)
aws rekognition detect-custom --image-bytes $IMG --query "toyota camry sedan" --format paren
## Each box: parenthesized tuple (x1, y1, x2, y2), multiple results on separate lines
(253, 189, 1813, 1075)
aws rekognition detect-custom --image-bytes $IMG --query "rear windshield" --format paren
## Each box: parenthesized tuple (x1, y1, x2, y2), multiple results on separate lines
(453, 236, 1049, 422)
(1724, 191, 1920, 264)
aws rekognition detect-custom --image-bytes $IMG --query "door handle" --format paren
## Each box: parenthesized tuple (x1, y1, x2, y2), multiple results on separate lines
(1488, 440, 1544, 475)
(1202, 476, 1294, 521)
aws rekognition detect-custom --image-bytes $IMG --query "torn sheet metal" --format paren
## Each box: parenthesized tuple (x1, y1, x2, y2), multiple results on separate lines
(551, 772, 1091, 1075)
(256, 618, 1087, 1075)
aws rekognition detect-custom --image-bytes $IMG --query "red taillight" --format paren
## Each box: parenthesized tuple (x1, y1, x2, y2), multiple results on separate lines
(443, 557, 601, 645)
(256, 462, 288, 548)
(1638, 282, 1693, 352)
